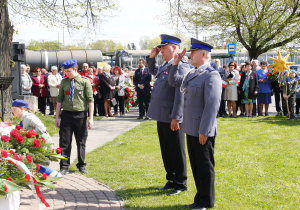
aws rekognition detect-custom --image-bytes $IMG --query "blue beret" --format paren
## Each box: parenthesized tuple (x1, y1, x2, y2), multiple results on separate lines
(291, 70, 297, 74)
(61, 59, 77, 69)
(187, 38, 213, 52)
(12, 100, 29, 108)
(157, 34, 181, 48)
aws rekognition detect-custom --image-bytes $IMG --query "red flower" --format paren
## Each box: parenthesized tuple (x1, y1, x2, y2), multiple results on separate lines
(26, 155, 32, 163)
(41, 136, 46, 143)
(10, 129, 17, 137)
(24, 174, 30, 182)
(56, 148, 62, 154)
(9, 150, 16, 155)
(13, 154, 19, 161)
(268, 69, 271, 72)
(6, 177, 12, 181)
(33, 139, 41, 148)
(42, 173, 48, 180)
(52, 149, 55, 153)
(3, 186, 7, 192)
(129, 104, 132, 107)
(16, 135, 24, 143)
(239, 73, 242, 76)
(1, 135, 10, 142)
(26, 130, 36, 138)
(36, 164, 40, 171)
(19, 155, 23, 161)
(267, 73, 270, 76)
(1, 150, 8, 158)
(15, 125, 21, 130)
(130, 101, 133, 104)
(65, 91, 70, 95)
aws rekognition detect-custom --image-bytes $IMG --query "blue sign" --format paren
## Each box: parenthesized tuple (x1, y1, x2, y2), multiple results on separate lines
(228, 44, 236, 54)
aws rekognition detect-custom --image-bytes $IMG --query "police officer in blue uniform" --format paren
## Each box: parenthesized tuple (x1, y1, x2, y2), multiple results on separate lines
(168, 38, 222, 209)
(146, 34, 190, 196)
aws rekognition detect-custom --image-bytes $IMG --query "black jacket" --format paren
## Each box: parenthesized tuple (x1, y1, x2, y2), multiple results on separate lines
(238, 71, 259, 100)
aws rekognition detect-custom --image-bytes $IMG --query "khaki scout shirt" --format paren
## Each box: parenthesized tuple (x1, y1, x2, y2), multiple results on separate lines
(57, 74, 94, 111)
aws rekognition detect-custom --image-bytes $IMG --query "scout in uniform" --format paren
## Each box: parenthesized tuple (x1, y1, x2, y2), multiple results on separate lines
(147, 34, 190, 196)
(55, 59, 94, 175)
(283, 70, 298, 120)
(12, 99, 52, 145)
(168, 38, 222, 209)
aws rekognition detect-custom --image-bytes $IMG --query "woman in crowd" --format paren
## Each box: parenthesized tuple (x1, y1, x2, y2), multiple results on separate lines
(238, 61, 258, 117)
(237, 63, 246, 116)
(86, 67, 100, 116)
(99, 64, 115, 117)
(47, 66, 62, 112)
(112, 66, 125, 116)
(257, 61, 272, 116)
(21, 64, 32, 95)
(31, 68, 48, 115)
(224, 61, 240, 118)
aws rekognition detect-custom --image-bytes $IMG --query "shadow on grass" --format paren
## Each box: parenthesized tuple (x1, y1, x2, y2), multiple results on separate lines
(124, 205, 189, 209)
(118, 186, 175, 198)
(246, 116, 300, 126)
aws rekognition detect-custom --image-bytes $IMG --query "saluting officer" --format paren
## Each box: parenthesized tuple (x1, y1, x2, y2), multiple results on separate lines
(168, 38, 222, 209)
(146, 34, 190, 196)
(55, 59, 94, 175)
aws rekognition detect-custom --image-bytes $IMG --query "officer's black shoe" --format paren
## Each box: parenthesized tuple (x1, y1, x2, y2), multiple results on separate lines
(144, 116, 149, 120)
(137, 116, 143, 120)
(79, 166, 88, 174)
(185, 203, 199, 208)
(59, 168, 69, 175)
(167, 188, 187, 196)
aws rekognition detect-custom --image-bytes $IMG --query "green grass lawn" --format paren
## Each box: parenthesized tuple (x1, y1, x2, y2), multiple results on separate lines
(70, 116, 300, 209)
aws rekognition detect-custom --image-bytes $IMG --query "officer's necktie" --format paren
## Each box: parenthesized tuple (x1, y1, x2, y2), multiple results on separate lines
(69, 79, 74, 101)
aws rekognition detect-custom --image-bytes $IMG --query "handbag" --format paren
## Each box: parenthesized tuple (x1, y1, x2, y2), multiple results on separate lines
(111, 98, 117, 106)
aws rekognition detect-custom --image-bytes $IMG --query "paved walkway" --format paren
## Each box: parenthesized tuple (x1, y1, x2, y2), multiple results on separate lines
(19, 107, 143, 209)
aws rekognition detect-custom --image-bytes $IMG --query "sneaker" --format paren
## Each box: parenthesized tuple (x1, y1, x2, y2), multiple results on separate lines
(79, 166, 88, 174)
(59, 168, 69, 175)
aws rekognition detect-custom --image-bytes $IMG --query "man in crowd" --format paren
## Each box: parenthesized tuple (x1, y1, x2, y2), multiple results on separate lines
(147, 34, 190, 196)
(80, 63, 89, 77)
(55, 59, 94, 175)
(168, 38, 222, 209)
(134, 58, 151, 120)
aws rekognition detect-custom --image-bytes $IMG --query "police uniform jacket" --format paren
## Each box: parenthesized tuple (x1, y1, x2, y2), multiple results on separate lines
(133, 67, 152, 92)
(57, 74, 94, 112)
(168, 63, 222, 137)
(146, 57, 190, 123)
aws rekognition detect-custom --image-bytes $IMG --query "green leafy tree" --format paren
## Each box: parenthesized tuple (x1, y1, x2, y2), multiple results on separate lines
(0, 0, 116, 121)
(88, 40, 123, 52)
(27, 40, 62, 50)
(164, 0, 300, 59)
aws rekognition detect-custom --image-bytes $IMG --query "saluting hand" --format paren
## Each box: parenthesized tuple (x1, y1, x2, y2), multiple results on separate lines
(199, 134, 208, 145)
(173, 48, 186, 65)
(149, 47, 161, 58)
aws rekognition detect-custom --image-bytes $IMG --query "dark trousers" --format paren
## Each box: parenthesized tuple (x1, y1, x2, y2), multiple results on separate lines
(137, 90, 150, 117)
(218, 88, 226, 116)
(296, 98, 300, 114)
(59, 111, 88, 169)
(157, 121, 187, 189)
(187, 135, 215, 208)
(288, 95, 296, 118)
(98, 98, 105, 116)
(114, 95, 125, 114)
(274, 89, 288, 114)
(38, 96, 47, 115)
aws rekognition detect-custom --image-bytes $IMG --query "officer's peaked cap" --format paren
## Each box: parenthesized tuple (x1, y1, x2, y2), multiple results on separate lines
(12, 100, 29, 108)
(187, 38, 213, 52)
(157, 34, 181, 48)
(61, 59, 77, 69)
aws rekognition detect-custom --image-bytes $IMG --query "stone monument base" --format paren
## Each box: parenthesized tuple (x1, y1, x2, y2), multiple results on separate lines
(18, 95, 38, 113)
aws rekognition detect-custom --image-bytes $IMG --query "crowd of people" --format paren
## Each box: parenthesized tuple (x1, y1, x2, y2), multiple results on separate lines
(20, 63, 134, 118)
(214, 59, 300, 120)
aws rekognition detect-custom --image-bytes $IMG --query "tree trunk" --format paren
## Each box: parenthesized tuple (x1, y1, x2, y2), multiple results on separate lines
(0, 0, 14, 122)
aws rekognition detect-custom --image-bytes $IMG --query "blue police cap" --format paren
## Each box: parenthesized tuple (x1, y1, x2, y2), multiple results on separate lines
(61, 59, 77, 69)
(187, 38, 213, 52)
(12, 100, 29, 108)
(157, 34, 181, 48)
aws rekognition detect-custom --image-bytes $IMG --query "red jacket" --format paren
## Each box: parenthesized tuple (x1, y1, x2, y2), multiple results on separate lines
(31, 75, 48, 97)
(86, 75, 100, 93)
